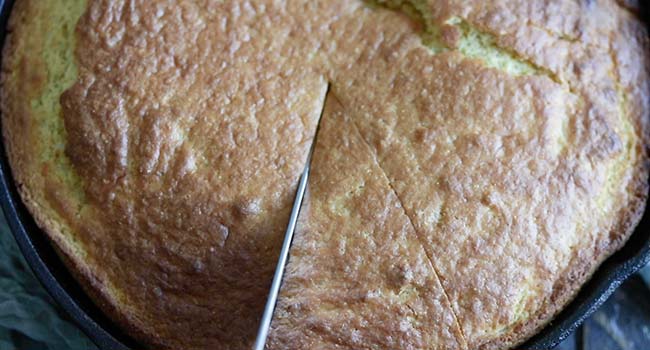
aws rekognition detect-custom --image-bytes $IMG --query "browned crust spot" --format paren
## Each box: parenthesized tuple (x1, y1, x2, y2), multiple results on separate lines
(1, 1, 649, 350)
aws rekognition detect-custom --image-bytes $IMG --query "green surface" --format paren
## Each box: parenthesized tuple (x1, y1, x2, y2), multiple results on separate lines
(0, 212, 96, 350)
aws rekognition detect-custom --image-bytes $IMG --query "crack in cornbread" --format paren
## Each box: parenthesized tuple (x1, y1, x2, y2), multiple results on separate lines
(370, 1, 551, 77)
(269, 95, 466, 349)
(2, 1, 649, 350)
(350, 114, 470, 348)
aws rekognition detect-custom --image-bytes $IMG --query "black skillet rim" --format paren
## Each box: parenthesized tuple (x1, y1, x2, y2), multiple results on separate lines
(0, 0, 133, 348)
(0, 0, 648, 349)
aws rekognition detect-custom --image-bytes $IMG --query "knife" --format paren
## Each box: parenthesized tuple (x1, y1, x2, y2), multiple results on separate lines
(253, 84, 330, 350)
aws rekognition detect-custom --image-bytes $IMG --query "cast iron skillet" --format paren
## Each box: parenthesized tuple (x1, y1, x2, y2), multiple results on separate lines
(0, 0, 648, 349)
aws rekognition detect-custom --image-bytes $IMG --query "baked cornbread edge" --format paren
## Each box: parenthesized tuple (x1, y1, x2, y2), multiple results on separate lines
(496, 152, 650, 350)
(484, 16, 650, 350)
(366, 2, 650, 349)
(1, 1, 649, 350)
(0, 1, 169, 348)
(494, 144, 650, 350)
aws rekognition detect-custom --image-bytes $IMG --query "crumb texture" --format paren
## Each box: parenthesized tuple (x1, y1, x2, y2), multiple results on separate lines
(1, 1, 648, 350)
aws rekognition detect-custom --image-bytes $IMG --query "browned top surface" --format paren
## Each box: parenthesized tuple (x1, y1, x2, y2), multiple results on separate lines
(269, 95, 466, 350)
(2, 0, 649, 349)
(61, 2, 328, 348)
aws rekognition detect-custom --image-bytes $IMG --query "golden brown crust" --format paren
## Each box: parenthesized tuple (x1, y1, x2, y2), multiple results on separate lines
(269, 94, 467, 349)
(1, 1, 166, 347)
(1, 1, 648, 350)
(465, 3, 650, 348)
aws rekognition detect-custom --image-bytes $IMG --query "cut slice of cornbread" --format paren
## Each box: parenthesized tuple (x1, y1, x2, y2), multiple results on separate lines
(2, 1, 648, 349)
(269, 94, 466, 349)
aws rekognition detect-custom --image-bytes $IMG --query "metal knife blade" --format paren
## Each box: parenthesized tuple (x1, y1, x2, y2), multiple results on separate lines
(253, 84, 330, 350)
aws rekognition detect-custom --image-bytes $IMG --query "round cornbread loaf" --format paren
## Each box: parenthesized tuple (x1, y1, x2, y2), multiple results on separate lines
(2, 1, 649, 349)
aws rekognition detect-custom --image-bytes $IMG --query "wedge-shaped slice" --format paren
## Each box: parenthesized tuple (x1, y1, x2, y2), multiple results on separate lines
(334, 36, 647, 348)
(268, 94, 466, 349)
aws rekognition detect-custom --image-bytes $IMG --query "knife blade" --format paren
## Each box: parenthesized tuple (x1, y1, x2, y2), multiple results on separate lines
(253, 84, 330, 350)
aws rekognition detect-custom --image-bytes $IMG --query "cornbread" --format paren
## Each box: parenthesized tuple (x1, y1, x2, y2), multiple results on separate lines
(2, 1, 648, 349)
